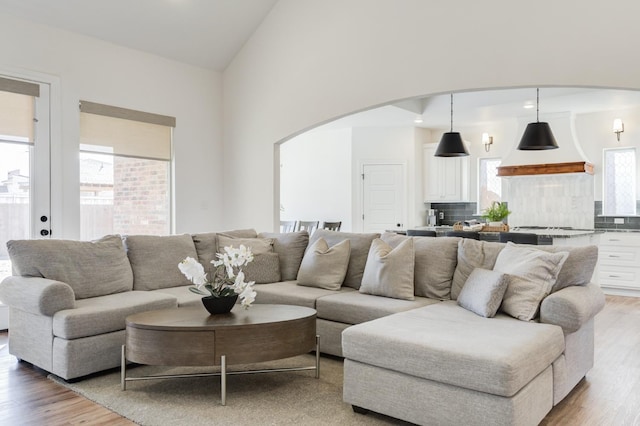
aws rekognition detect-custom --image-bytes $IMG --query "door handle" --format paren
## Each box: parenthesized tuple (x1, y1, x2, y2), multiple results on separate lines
(40, 229, 50, 236)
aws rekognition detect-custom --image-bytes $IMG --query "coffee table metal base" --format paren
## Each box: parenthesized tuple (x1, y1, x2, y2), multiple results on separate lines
(121, 335, 320, 406)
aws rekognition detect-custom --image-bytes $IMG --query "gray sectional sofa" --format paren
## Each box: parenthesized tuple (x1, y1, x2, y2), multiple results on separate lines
(0, 228, 604, 426)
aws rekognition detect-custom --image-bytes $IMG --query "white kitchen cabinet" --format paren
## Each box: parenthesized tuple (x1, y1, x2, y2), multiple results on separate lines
(423, 143, 469, 202)
(597, 232, 640, 296)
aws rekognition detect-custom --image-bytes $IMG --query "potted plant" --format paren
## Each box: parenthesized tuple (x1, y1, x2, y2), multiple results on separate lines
(178, 245, 257, 314)
(481, 201, 511, 227)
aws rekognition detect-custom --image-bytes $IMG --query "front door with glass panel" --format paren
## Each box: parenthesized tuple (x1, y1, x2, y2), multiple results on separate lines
(0, 76, 51, 282)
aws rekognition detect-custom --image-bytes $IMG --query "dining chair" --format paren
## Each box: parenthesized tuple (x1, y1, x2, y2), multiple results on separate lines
(279, 220, 297, 233)
(499, 232, 539, 245)
(297, 220, 319, 234)
(322, 221, 342, 231)
(406, 229, 437, 237)
(444, 231, 480, 240)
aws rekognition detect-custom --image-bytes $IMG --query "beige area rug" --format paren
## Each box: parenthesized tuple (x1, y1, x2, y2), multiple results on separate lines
(50, 354, 410, 425)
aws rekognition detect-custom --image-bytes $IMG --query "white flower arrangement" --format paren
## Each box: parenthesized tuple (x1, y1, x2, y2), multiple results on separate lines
(178, 245, 257, 309)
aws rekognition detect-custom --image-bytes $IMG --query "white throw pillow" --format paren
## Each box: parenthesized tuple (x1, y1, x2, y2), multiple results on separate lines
(457, 268, 509, 318)
(297, 238, 351, 290)
(359, 238, 415, 300)
(493, 243, 569, 321)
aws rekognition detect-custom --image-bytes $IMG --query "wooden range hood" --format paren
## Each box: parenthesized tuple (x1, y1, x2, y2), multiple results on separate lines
(497, 161, 594, 177)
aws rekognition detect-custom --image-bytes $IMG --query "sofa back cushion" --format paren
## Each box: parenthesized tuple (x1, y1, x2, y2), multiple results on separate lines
(381, 232, 459, 299)
(7, 235, 133, 299)
(126, 234, 197, 290)
(309, 229, 379, 289)
(191, 229, 258, 272)
(258, 231, 309, 281)
(534, 245, 598, 292)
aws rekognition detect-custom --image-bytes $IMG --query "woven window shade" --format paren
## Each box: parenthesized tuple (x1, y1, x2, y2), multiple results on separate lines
(0, 91, 35, 143)
(79, 101, 175, 161)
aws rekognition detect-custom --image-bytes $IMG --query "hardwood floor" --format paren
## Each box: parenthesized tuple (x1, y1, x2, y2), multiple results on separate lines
(0, 295, 639, 425)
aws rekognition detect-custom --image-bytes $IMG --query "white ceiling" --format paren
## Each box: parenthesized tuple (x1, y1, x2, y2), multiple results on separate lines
(0, 0, 278, 71)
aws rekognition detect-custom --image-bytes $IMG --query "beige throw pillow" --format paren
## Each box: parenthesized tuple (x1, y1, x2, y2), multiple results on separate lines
(359, 238, 415, 301)
(493, 243, 569, 321)
(216, 235, 279, 283)
(457, 268, 509, 318)
(297, 238, 351, 290)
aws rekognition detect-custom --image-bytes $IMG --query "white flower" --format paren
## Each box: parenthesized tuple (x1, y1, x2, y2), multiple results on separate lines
(178, 257, 207, 286)
(239, 285, 257, 309)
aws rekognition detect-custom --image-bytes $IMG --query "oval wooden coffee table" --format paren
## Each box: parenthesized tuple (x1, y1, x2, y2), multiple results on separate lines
(121, 304, 318, 405)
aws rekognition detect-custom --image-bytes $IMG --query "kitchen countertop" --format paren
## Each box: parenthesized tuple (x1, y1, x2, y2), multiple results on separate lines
(404, 226, 640, 238)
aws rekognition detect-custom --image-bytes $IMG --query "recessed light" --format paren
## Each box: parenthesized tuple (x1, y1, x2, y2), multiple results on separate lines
(414, 116, 423, 124)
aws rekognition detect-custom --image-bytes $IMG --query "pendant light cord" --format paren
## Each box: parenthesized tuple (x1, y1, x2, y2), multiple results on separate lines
(536, 88, 540, 123)
(450, 93, 453, 132)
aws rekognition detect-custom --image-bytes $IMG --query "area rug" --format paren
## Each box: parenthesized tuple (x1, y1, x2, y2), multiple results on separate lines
(50, 354, 409, 425)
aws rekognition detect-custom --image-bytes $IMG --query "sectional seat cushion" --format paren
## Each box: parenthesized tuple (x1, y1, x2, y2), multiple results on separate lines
(342, 301, 565, 397)
(126, 234, 197, 291)
(259, 231, 309, 281)
(457, 268, 509, 318)
(451, 238, 505, 300)
(360, 238, 415, 300)
(152, 286, 203, 308)
(254, 280, 356, 309)
(381, 233, 459, 299)
(52, 290, 177, 340)
(7, 235, 133, 299)
(316, 291, 437, 325)
(493, 243, 569, 321)
(309, 229, 379, 289)
(216, 235, 280, 283)
(297, 238, 351, 290)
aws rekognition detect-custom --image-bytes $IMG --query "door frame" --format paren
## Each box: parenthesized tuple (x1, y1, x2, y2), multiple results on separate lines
(0, 66, 62, 238)
(356, 160, 407, 233)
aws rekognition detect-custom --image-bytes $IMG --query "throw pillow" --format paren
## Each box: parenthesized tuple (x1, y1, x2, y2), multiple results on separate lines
(451, 238, 505, 300)
(297, 238, 351, 290)
(241, 252, 281, 284)
(457, 268, 509, 318)
(308, 229, 379, 289)
(258, 231, 309, 281)
(493, 243, 569, 321)
(7, 235, 133, 299)
(359, 238, 415, 300)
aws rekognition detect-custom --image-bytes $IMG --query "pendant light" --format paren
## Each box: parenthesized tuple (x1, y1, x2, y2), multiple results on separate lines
(434, 93, 469, 157)
(517, 88, 559, 150)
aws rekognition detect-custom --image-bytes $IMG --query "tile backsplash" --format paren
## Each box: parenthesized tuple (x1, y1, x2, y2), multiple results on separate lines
(594, 201, 640, 230)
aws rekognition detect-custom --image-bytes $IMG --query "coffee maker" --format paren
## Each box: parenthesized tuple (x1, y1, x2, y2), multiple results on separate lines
(427, 209, 437, 226)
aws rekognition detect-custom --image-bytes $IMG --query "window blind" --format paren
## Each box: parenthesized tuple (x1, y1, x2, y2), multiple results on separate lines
(0, 76, 39, 143)
(79, 101, 175, 161)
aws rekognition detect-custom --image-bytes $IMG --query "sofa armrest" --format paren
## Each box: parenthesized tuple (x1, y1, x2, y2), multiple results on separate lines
(0, 276, 75, 316)
(540, 283, 605, 333)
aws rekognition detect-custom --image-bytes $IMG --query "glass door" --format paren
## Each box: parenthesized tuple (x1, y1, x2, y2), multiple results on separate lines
(0, 76, 51, 282)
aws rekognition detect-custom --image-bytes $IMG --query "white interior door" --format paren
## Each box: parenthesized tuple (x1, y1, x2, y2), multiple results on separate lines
(362, 163, 405, 233)
(0, 76, 51, 284)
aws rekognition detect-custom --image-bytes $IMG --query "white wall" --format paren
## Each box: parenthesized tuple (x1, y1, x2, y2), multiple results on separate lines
(223, 0, 640, 231)
(0, 13, 223, 238)
(279, 128, 352, 231)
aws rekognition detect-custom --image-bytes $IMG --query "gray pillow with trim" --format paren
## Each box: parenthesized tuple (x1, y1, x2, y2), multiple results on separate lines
(359, 238, 415, 300)
(297, 238, 350, 290)
(457, 268, 508, 317)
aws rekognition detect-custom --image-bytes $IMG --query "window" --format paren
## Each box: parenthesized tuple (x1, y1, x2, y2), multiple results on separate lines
(603, 148, 636, 216)
(79, 101, 175, 240)
(478, 158, 502, 213)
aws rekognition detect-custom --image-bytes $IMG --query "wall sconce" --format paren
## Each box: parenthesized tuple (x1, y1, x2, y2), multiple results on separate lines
(613, 118, 624, 141)
(482, 132, 493, 152)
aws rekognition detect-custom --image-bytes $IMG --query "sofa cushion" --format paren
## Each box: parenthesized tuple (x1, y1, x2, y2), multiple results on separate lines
(535, 245, 598, 292)
(457, 268, 508, 318)
(341, 301, 565, 397)
(381, 233, 459, 300)
(309, 229, 379, 289)
(494, 243, 569, 321)
(126, 234, 197, 291)
(254, 280, 356, 309)
(316, 291, 437, 324)
(52, 291, 177, 339)
(359, 238, 414, 300)
(297, 238, 350, 290)
(242, 252, 281, 283)
(7, 235, 133, 300)
(191, 229, 258, 273)
(451, 238, 505, 300)
(259, 231, 309, 281)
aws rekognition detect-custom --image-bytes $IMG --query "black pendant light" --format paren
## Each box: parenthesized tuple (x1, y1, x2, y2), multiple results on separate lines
(434, 93, 469, 157)
(517, 88, 559, 150)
